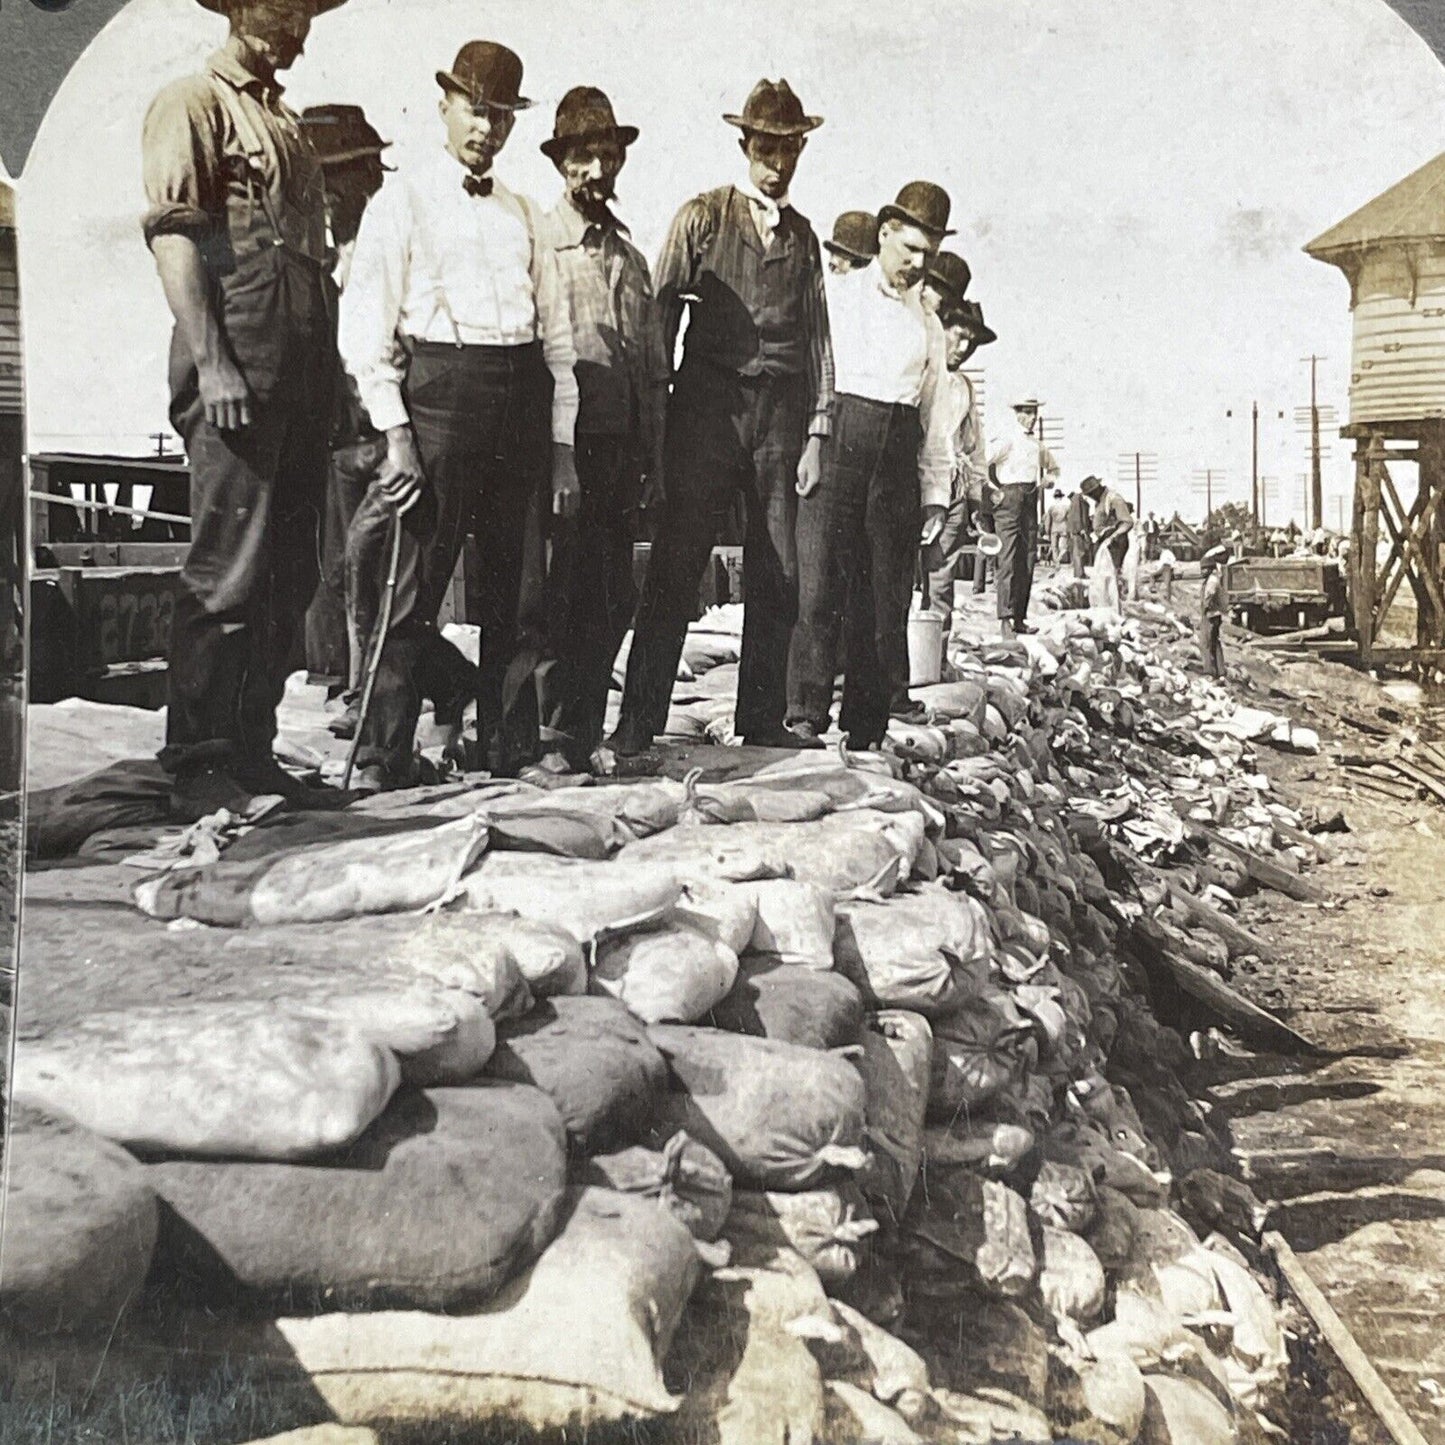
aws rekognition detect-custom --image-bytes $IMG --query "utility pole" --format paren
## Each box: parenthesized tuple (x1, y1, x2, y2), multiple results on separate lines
(1134, 452, 1142, 515)
(1301, 355, 1326, 531)
(1252, 402, 1259, 525)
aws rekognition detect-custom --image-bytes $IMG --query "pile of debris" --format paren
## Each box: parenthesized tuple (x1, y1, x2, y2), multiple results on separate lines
(4, 595, 1343, 1444)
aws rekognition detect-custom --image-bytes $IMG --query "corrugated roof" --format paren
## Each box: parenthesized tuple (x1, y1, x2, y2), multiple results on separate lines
(1306, 150, 1445, 259)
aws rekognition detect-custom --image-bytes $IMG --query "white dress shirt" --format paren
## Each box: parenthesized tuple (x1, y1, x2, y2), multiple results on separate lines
(825, 260, 953, 508)
(338, 146, 579, 443)
(986, 412, 1060, 488)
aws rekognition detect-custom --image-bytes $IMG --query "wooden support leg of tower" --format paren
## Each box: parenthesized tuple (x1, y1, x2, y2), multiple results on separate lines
(1356, 435, 1383, 665)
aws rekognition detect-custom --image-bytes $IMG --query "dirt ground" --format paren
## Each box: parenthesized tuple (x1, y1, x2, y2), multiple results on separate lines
(1171, 637, 1445, 1442)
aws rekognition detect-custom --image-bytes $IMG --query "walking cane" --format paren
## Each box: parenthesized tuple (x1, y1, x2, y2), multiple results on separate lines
(341, 503, 404, 792)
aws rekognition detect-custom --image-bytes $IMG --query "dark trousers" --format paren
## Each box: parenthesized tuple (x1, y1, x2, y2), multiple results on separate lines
(1070, 530, 1090, 580)
(356, 340, 550, 778)
(529, 434, 638, 765)
(161, 264, 333, 776)
(789, 395, 922, 747)
(305, 434, 384, 688)
(620, 361, 807, 739)
(1200, 613, 1225, 677)
(994, 484, 1038, 622)
(923, 486, 968, 630)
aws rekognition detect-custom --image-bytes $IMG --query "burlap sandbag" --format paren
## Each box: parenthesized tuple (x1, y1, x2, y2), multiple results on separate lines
(459, 855, 681, 943)
(854, 1010, 933, 1221)
(485, 996, 669, 1156)
(835, 887, 993, 1016)
(705, 957, 864, 1050)
(14, 1004, 401, 1160)
(746, 878, 837, 968)
(650, 1025, 869, 1190)
(0, 1099, 159, 1334)
(724, 1184, 878, 1285)
(134, 815, 490, 927)
(578, 1131, 733, 1244)
(274, 1188, 700, 1429)
(591, 923, 740, 1025)
(146, 1084, 567, 1313)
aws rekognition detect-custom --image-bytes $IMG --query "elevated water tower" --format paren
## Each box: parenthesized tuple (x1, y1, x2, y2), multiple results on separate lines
(1306, 150, 1445, 663)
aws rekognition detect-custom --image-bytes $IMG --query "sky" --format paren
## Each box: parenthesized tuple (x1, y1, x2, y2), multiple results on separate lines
(13, 0, 1445, 525)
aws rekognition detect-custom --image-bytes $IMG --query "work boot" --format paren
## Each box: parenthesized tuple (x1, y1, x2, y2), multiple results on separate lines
(606, 717, 655, 758)
(788, 720, 828, 748)
(234, 756, 355, 811)
(889, 701, 932, 727)
(1014, 618, 1038, 635)
(743, 725, 825, 751)
(168, 766, 260, 823)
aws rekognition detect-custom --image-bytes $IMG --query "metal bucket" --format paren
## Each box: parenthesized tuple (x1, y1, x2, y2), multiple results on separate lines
(907, 606, 945, 686)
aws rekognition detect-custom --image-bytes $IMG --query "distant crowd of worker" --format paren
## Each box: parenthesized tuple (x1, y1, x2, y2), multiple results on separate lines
(139, 0, 1228, 807)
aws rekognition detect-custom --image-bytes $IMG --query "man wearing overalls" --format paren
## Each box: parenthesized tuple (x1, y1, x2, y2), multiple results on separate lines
(339, 41, 580, 787)
(142, 0, 347, 808)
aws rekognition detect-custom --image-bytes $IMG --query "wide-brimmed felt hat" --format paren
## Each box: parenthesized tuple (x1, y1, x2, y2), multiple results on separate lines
(1013, 396, 1043, 412)
(959, 300, 997, 345)
(1080, 474, 1104, 495)
(926, 249, 971, 304)
(437, 41, 533, 110)
(301, 104, 392, 166)
(541, 86, 638, 162)
(724, 79, 823, 136)
(824, 210, 878, 261)
(878, 180, 954, 238)
(198, 0, 349, 13)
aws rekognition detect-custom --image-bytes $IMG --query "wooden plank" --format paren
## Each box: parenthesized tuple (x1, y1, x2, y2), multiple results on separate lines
(1134, 930, 1322, 1053)
(1192, 824, 1331, 902)
(1385, 758, 1445, 807)
(1169, 883, 1281, 963)
(1266, 1231, 1432, 1445)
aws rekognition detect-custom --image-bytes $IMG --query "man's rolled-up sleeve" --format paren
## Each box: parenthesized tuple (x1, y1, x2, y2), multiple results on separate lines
(141, 77, 222, 248)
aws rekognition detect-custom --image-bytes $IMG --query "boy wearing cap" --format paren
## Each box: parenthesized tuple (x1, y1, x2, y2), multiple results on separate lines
(608, 78, 834, 756)
(142, 0, 348, 810)
(339, 40, 580, 787)
(788, 182, 956, 748)
(530, 87, 666, 774)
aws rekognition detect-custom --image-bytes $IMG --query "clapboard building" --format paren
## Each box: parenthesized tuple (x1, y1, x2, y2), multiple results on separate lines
(1307, 149, 1445, 663)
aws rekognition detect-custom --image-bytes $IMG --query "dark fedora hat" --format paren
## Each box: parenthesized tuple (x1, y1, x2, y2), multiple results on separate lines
(198, 0, 349, 13)
(301, 104, 392, 166)
(437, 40, 533, 110)
(824, 210, 878, 262)
(957, 298, 997, 346)
(925, 249, 972, 305)
(723, 78, 823, 136)
(878, 180, 955, 238)
(541, 86, 639, 163)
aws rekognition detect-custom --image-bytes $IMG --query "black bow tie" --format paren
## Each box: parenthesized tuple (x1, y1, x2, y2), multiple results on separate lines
(463, 173, 494, 199)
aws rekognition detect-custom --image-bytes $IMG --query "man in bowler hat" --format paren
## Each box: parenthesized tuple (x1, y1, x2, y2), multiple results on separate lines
(339, 40, 580, 787)
(788, 182, 956, 748)
(530, 88, 666, 773)
(141, 0, 351, 810)
(825, 210, 878, 275)
(608, 78, 835, 755)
